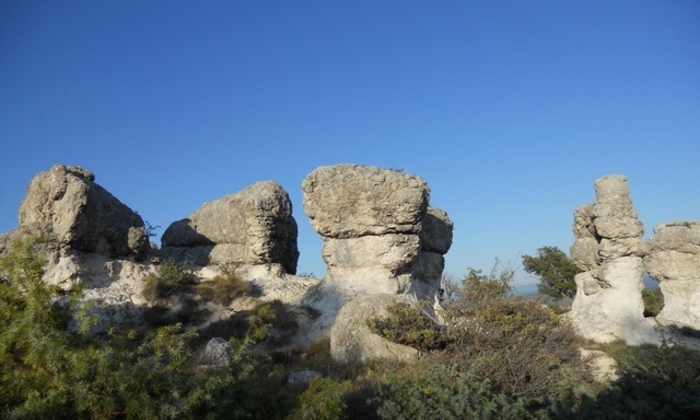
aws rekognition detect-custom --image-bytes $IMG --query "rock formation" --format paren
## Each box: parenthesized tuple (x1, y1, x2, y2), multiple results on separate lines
(161, 181, 299, 274)
(16, 164, 150, 259)
(302, 164, 450, 297)
(645, 221, 700, 329)
(568, 175, 657, 344)
(302, 164, 452, 362)
(330, 294, 418, 364)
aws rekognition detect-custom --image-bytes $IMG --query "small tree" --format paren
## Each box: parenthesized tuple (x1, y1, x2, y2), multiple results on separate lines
(522, 246, 581, 300)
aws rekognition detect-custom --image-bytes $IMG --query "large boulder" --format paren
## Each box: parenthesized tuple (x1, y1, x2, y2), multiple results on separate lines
(17, 164, 149, 258)
(567, 175, 657, 344)
(330, 294, 418, 364)
(645, 221, 700, 329)
(161, 181, 299, 274)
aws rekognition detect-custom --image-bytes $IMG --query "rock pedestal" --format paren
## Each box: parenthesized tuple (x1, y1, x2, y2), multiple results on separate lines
(302, 164, 452, 362)
(568, 175, 656, 344)
(645, 221, 700, 329)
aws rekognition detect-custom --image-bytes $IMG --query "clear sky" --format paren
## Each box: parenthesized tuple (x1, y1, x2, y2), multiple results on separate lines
(1, 1, 698, 286)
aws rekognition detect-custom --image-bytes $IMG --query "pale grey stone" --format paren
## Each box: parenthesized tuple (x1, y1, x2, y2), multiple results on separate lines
(330, 294, 418, 364)
(645, 220, 700, 329)
(18, 164, 149, 258)
(302, 164, 429, 238)
(161, 181, 299, 274)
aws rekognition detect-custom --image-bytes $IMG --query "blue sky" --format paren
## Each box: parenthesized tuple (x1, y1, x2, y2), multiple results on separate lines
(1, 1, 698, 285)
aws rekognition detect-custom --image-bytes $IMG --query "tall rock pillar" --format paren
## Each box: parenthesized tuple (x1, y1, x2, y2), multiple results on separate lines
(568, 175, 657, 344)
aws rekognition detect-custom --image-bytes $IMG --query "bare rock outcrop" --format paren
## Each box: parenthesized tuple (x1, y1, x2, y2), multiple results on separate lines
(645, 221, 700, 329)
(302, 164, 451, 362)
(330, 294, 418, 364)
(302, 164, 446, 296)
(16, 164, 149, 259)
(568, 175, 657, 344)
(161, 181, 299, 274)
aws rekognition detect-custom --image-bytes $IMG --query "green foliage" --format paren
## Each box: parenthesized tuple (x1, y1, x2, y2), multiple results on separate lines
(0, 239, 287, 419)
(522, 246, 581, 300)
(374, 363, 543, 420)
(642, 287, 664, 317)
(366, 302, 447, 354)
(368, 261, 587, 402)
(564, 338, 700, 418)
(142, 260, 196, 302)
(288, 376, 350, 420)
(4, 239, 700, 419)
(195, 263, 251, 305)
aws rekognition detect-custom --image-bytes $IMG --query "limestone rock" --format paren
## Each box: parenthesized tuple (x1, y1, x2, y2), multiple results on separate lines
(161, 181, 299, 273)
(302, 164, 429, 238)
(322, 234, 420, 293)
(567, 260, 657, 344)
(330, 294, 418, 364)
(571, 237, 598, 272)
(419, 207, 453, 254)
(568, 175, 658, 344)
(645, 221, 700, 329)
(580, 349, 618, 383)
(17, 164, 149, 258)
(197, 337, 233, 370)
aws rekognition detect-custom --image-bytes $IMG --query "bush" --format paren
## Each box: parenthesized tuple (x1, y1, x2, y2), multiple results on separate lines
(374, 363, 541, 420)
(142, 260, 196, 302)
(196, 263, 250, 305)
(288, 376, 350, 420)
(642, 288, 664, 318)
(564, 338, 700, 418)
(366, 302, 448, 354)
(368, 261, 587, 401)
(0, 239, 287, 419)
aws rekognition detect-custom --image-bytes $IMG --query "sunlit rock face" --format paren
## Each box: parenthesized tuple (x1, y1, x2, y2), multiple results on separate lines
(301, 164, 452, 362)
(567, 175, 657, 344)
(17, 164, 150, 259)
(161, 180, 299, 274)
(645, 221, 700, 329)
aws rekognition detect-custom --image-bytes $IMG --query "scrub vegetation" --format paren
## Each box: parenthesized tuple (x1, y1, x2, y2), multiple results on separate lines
(1, 239, 698, 419)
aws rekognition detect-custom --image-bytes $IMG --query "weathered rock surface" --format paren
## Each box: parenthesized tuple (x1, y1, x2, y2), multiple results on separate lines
(161, 181, 299, 274)
(197, 337, 233, 370)
(302, 165, 451, 296)
(330, 294, 418, 364)
(567, 175, 657, 344)
(302, 165, 452, 363)
(302, 164, 429, 238)
(17, 164, 149, 258)
(645, 221, 700, 329)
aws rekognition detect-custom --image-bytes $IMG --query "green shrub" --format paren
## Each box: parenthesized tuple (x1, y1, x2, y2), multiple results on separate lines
(369, 261, 587, 401)
(366, 302, 448, 354)
(642, 288, 664, 318)
(564, 338, 700, 418)
(374, 363, 541, 420)
(0, 239, 286, 419)
(142, 260, 196, 302)
(288, 376, 350, 420)
(196, 263, 250, 305)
